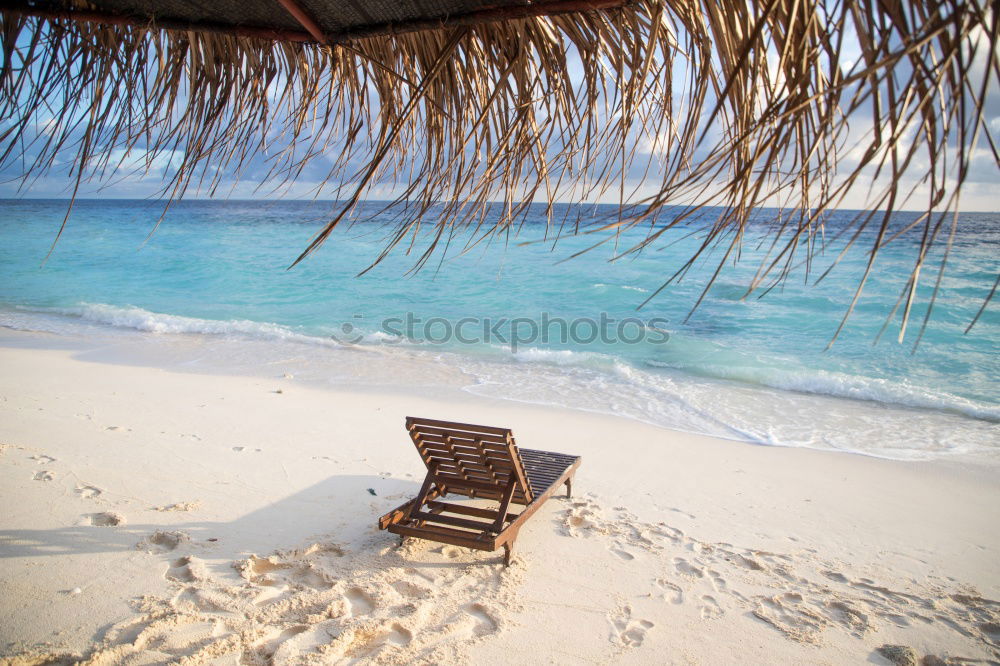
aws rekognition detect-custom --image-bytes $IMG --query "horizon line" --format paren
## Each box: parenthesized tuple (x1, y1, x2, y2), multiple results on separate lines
(1, 197, 998, 215)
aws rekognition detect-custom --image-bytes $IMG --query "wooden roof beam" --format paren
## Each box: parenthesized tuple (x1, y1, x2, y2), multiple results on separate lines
(1, 0, 629, 45)
(274, 0, 328, 44)
(1, 5, 316, 43)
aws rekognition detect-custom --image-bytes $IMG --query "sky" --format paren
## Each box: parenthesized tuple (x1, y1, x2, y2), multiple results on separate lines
(5, 136, 998, 212)
(1, 19, 998, 213)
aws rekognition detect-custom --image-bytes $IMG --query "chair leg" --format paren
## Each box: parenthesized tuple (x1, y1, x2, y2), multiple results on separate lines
(502, 542, 513, 567)
(565, 478, 572, 498)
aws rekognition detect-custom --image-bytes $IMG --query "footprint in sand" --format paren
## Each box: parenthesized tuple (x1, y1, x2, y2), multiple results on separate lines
(288, 565, 330, 590)
(242, 555, 292, 585)
(609, 605, 654, 648)
(75, 484, 102, 499)
(262, 624, 324, 661)
(82, 512, 125, 527)
(732, 553, 766, 571)
(651, 523, 684, 543)
(430, 603, 500, 643)
(330, 621, 415, 661)
(460, 603, 499, 638)
(689, 542, 714, 555)
(165, 557, 197, 583)
(822, 570, 849, 583)
(32, 470, 55, 481)
(611, 544, 636, 561)
(673, 557, 704, 578)
(30, 455, 55, 464)
(752, 593, 828, 643)
(247, 560, 322, 590)
(380, 623, 413, 647)
(247, 555, 283, 575)
(564, 503, 602, 535)
(700, 595, 723, 619)
(356, 623, 413, 655)
(708, 570, 728, 592)
(345, 587, 375, 616)
(137, 530, 189, 553)
(825, 600, 874, 636)
(391, 579, 431, 600)
(655, 578, 684, 604)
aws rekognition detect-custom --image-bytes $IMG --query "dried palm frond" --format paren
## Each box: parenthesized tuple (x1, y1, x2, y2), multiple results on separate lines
(0, 0, 997, 345)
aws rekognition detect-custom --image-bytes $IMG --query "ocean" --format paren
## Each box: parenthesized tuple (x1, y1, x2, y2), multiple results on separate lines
(1, 199, 997, 461)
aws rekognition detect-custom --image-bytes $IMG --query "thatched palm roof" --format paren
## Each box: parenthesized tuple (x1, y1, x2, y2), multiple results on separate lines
(1, 0, 997, 343)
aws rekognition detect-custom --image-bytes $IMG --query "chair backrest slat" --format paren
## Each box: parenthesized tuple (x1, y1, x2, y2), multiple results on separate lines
(405, 416, 534, 503)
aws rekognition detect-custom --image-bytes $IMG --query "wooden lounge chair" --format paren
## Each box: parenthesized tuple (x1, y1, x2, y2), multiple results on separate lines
(378, 416, 582, 566)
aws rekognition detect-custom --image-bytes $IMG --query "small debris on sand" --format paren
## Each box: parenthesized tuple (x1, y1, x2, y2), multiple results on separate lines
(876, 645, 919, 666)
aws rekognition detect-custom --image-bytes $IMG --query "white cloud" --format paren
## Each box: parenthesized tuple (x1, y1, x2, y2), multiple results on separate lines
(103, 148, 185, 175)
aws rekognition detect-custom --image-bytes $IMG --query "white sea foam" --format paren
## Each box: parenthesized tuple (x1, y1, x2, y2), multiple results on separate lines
(5, 303, 344, 349)
(591, 283, 648, 293)
(362, 330, 402, 343)
(644, 360, 1000, 422)
(510, 346, 611, 366)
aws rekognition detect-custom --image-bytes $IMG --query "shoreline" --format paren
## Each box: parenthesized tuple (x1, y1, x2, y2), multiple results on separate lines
(2, 312, 997, 466)
(0, 329, 998, 663)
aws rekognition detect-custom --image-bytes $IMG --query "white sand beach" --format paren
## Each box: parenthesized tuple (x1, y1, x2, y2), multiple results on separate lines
(1, 330, 998, 665)
(4, 0, 998, 661)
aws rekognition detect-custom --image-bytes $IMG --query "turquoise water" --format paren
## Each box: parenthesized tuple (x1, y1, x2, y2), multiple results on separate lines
(0, 199, 997, 460)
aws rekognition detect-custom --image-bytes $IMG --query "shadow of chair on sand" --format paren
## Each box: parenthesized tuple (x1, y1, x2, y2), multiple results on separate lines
(0, 473, 563, 662)
(1, 474, 430, 560)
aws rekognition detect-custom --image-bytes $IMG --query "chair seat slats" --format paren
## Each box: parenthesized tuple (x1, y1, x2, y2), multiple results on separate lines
(410, 510, 499, 533)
